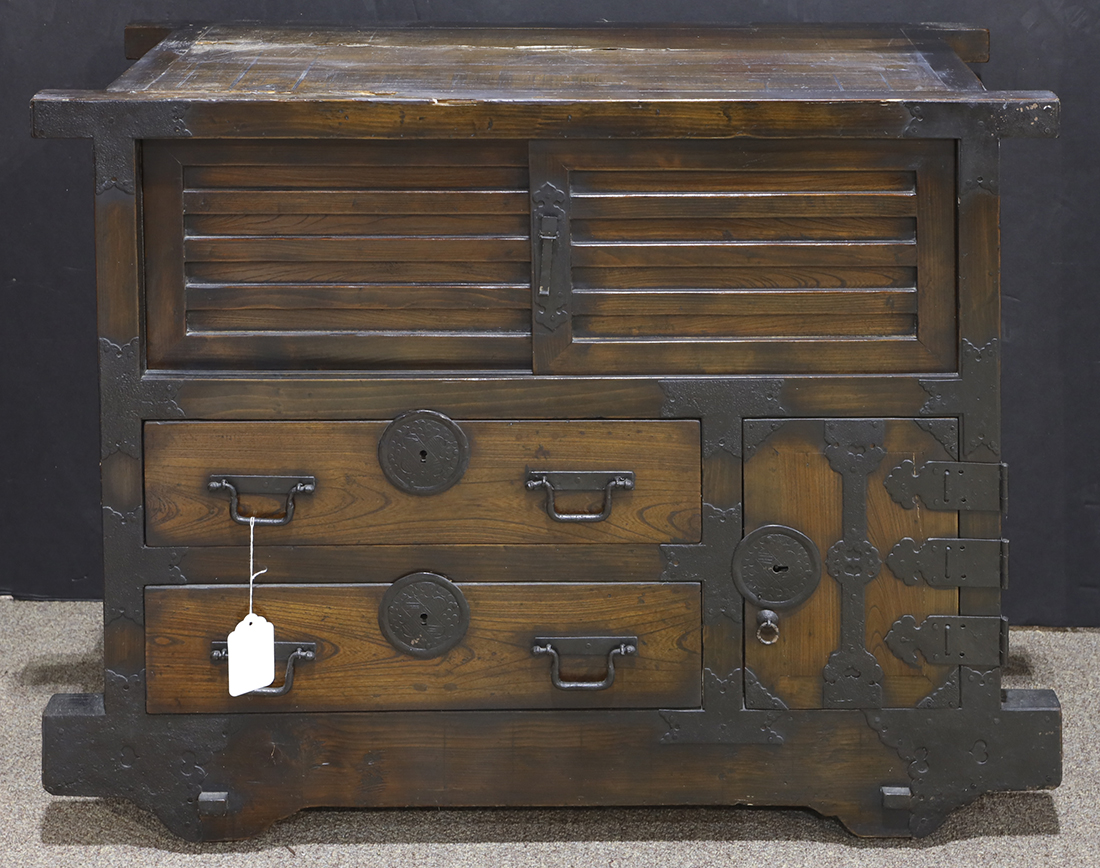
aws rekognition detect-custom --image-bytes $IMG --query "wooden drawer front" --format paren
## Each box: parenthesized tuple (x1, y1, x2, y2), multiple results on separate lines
(144, 140, 532, 370)
(144, 420, 701, 546)
(531, 140, 955, 374)
(145, 582, 702, 713)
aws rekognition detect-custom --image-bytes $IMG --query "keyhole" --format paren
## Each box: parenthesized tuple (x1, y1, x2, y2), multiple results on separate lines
(419, 449, 428, 462)
(420, 612, 429, 623)
(772, 564, 789, 573)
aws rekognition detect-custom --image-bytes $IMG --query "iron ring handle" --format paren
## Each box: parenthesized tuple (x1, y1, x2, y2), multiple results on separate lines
(756, 609, 780, 645)
(524, 471, 635, 523)
(208, 475, 316, 527)
(532, 641, 636, 691)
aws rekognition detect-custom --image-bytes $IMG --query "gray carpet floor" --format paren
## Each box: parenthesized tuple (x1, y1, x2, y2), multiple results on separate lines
(2, 600, 1096, 867)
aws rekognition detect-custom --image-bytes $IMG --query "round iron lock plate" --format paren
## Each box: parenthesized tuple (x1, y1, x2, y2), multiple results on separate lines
(379, 572, 470, 659)
(378, 410, 469, 496)
(731, 524, 822, 611)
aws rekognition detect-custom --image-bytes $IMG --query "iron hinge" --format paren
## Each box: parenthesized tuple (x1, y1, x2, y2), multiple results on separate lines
(885, 615, 1009, 668)
(887, 537, 1009, 589)
(885, 460, 1007, 514)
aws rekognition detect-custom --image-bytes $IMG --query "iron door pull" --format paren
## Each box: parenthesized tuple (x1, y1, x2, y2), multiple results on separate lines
(536, 213, 559, 299)
(531, 635, 637, 691)
(210, 641, 317, 696)
(524, 470, 635, 523)
(207, 474, 316, 526)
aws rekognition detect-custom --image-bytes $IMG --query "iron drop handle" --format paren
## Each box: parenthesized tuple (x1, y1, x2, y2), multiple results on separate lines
(531, 635, 638, 691)
(208, 475, 316, 526)
(536, 213, 559, 299)
(524, 470, 635, 523)
(210, 641, 316, 696)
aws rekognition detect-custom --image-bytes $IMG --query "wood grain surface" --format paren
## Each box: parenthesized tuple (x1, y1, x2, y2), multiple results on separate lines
(531, 139, 955, 375)
(144, 420, 701, 546)
(144, 140, 533, 371)
(145, 582, 702, 713)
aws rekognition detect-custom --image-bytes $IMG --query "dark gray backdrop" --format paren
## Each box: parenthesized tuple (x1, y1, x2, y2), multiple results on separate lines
(2, 2, 1095, 626)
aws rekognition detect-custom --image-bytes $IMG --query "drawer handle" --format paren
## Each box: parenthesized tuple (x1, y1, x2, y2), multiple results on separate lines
(531, 635, 637, 691)
(524, 470, 635, 523)
(207, 475, 316, 526)
(210, 641, 317, 696)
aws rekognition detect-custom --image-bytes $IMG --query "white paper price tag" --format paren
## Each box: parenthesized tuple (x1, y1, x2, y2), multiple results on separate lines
(227, 613, 275, 696)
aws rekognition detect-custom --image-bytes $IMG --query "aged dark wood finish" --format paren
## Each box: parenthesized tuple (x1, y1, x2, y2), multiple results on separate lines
(145, 582, 702, 713)
(34, 24, 1060, 842)
(144, 420, 702, 545)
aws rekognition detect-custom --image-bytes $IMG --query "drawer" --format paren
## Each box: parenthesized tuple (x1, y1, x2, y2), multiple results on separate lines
(144, 419, 701, 546)
(144, 581, 702, 713)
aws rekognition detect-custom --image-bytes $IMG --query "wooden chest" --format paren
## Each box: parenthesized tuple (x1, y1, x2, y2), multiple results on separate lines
(34, 23, 1061, 840)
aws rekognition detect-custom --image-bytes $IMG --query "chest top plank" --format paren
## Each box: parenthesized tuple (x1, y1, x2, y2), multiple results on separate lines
(33, 25, 1057, 142)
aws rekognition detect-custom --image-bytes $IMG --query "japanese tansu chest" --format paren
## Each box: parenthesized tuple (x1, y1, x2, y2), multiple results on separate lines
(34, 23, 1061, 841)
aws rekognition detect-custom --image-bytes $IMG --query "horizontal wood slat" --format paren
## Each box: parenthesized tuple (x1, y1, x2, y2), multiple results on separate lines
(186, 283, 531, 310)
(185, 164, 529, 190)
(156, 139, 530, 167)
(571, 193, 917, 220)
(571, 241, 916, 269)
(185, 235, 529, 263)
(572, 266, 917, 290)
(144, 420, 702, 545)
(573, 289, 917, 317)
(155, 333, 534, 369)
(575, 313, 915, 338)
(544, 338, 946, 375)
(187, 307, 531, 333)
(186, 213, 532, 237)
(186, 260, 532, 285)
(184, 190, 531, 215)
(145, 582, 703, 713)
(571, 169, 915, 194)
(572, 216, 917, 242)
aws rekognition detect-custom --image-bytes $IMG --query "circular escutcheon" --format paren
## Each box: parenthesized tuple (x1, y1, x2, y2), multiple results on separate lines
(731, 524, 823, 611)
(379, 572, 470, 659)
(378, 410, 469, 496)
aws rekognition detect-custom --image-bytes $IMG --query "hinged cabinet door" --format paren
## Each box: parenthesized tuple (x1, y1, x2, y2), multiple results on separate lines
(529, 140, 956, 375)
(740, 418, 1006, 710)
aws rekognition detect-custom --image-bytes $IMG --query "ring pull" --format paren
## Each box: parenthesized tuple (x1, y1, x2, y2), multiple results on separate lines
(524, 470, 635, 523)
(756, 609, 780, 645)
(531, 635, 638, 691)
(208, 475, 316, 526)
(210, 641, 316, 696)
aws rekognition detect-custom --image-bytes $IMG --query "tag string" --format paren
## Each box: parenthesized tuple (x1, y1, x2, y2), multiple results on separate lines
(248, 516, 268, 615)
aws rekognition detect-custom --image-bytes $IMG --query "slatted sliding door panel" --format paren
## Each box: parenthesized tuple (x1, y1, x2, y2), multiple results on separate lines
(144, 140, 532, 370)
(530, 140, 955, 374)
